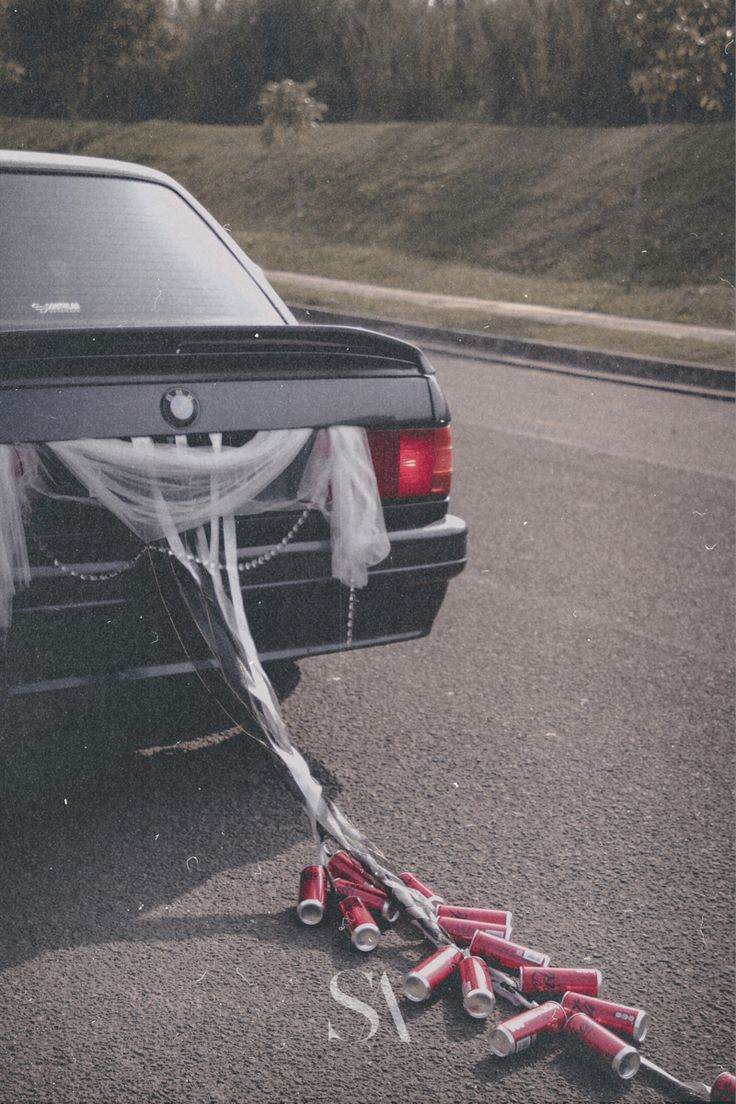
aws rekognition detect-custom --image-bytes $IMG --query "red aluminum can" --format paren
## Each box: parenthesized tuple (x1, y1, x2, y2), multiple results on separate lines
(399, 871, 444, 905)
(561, 991, 648, 1042)
(404, 945, 463, 1002)
(331, 877, 399, 923)
(470, 929, 550, 970)
(327, 849, 381, 890)
(339, 895, 380, 952)
(490, 1001, 567, 1057)
(297, 864, 328, 926)
(439, 916, 509, 946)
(565, 1012, 640, 1080)
(518, 967, 601, 998)
(711, 1072, 736, 1103)
(438, 905, 512, 934)
(459, 955, 495, 1019)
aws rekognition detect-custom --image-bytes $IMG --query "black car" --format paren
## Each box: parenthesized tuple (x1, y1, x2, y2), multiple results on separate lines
(0, 151, 466, 697)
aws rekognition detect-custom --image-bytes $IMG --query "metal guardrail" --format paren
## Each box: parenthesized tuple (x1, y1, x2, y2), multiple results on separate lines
(291, 305, 735, 401)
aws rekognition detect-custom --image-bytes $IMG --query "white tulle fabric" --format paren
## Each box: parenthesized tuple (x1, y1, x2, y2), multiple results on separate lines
(49, 429, 313, 537)
(48, 427, 389, 589)
(0, 427, 390, 630)
(0, 446, 37, 631)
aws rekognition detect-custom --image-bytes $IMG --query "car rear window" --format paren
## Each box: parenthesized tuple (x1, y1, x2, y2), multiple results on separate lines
(0, 171, 284, 330)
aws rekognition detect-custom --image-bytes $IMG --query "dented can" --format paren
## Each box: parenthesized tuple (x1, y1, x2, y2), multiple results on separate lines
(711, 1072, 736, 1103)
(439, 916, 509, 945)
(459, 955, 495, 1019)
(518, 967, 601, 998)
(327, 849, 380, 889)
(438, 905, 512, 934)
(339, 895, 380, 952)
(561, 992, 649, 1042)
(399, 871, 444, 906)
(331, 877, 399, 923)
(470, 929, 550, 971)
(490, 1001, 567, 1057)
(565, 1012, 640, 1080)
(404, 945, 463, 1002)
(296, 864, 328, 926)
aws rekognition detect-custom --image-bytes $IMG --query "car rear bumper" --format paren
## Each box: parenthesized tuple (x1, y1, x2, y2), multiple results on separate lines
(4, 514, 467, 695)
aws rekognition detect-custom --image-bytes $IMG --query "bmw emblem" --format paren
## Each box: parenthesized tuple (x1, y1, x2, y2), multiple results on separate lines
(161, 386, 200, 428)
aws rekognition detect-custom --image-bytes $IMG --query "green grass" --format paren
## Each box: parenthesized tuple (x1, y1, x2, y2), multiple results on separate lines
(255, 232, 734, 328)
(1, 115, 733, 354)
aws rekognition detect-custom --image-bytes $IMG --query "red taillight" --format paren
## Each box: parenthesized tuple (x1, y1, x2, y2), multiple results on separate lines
(367, 427, 453, 500)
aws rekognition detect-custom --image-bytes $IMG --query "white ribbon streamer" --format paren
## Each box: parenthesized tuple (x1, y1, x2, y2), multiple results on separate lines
(1, 427, 440, 939)
(0, 446, 37, 632)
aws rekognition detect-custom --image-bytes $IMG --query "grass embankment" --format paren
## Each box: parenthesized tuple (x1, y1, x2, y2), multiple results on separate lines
(2, 116, 733, 364)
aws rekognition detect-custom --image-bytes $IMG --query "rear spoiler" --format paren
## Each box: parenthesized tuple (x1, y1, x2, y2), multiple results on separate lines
(0, 325, 435, 381)
(0, 325, 448, 443)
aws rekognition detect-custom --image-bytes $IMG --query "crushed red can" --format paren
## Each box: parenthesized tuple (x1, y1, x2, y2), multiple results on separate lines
(327, 849, 381, 890)
(565, 1012, 640, 1080)
(399, 871, 444, 906)
(331, 877, 399, 923)
(404, 945, 463, 1002)
(439, 916, 509, 946)
(490, 1001, 567, 1057)
(470, 929, 550, 971)
(296, 864, 328, 926)
(438, 905, 512, 934)
(711, 1072, 736, 1103)
(561, 991, 649, 1042)
(339, 895, 380, 952)
(518, 967, 601, 998)
(459, 955, 495, 1019)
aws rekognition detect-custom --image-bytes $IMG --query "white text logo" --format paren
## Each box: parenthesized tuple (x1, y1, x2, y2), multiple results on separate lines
(328, 970, 410, 1042)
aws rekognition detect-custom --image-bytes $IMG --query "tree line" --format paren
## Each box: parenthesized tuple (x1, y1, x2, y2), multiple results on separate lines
(1, 0, 733, 126)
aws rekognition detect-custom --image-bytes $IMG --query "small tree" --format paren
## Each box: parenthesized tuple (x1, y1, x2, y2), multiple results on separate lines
(608, 0, 734, 121)
(258, 78, 327, 222)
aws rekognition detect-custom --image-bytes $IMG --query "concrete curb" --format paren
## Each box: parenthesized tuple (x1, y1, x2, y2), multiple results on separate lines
(290, 304, 735, 398)
(271, 271, 733, 343)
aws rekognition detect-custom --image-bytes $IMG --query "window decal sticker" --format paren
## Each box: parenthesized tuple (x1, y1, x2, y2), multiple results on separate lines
(31, 302, 81, 315)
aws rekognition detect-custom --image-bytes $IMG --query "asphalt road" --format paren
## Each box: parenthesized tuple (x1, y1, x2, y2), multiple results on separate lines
(1, 357, 734, 1104)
